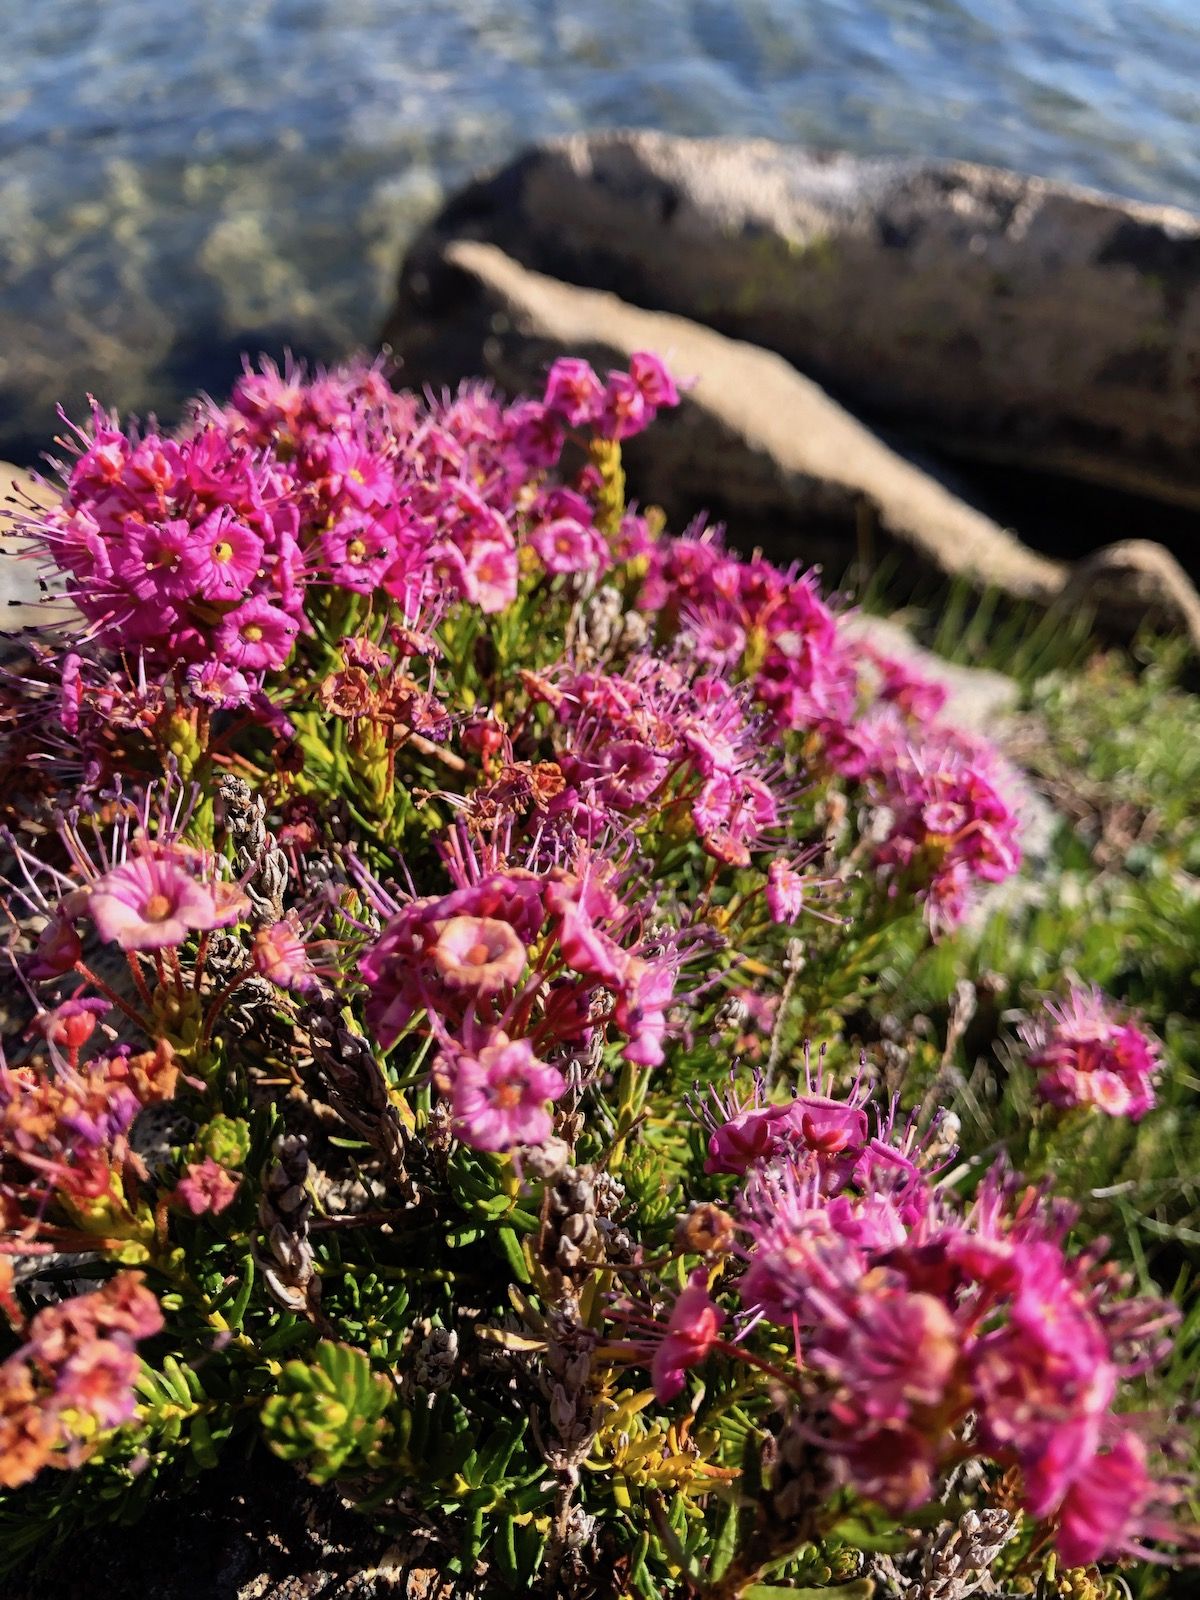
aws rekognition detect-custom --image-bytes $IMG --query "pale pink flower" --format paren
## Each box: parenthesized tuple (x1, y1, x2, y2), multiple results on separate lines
(173, 1158, 241, 1217)
(88, 848, 246, 951)
(432, 915, 527, 994)
(251, 918, 321, 993)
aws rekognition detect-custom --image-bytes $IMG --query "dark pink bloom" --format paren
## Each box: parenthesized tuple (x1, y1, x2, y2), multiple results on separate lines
(1021, 985, 1159, 1120)
(543, 358, 604, 427)
(215, 597, 300, 672)
(1055, 1430, 1151, 1565)
(651, 1269, 726, 1402)
(628, 351, 680, 410)
(180, 509, 264, 600)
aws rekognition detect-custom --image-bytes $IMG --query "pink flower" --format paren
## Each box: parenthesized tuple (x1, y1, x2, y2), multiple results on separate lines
(432, 915, 527, 994)
(53, 1339, 141, 1429)
(180, 509, 264, 600)
(529, 518, 603, 576)
(251, 918, 321, 994)
(1055, 1430, 1150, 1565)
(173, 1157, 241, 1217)
(26, 998, 110, 1055)
(215, 597, 300, 672)
(1021, 985, 1159, 1120)
(543, 358, 604, 427)
(598, 372, 649, 440)
(766, 858, 806, 922)
(113, 517, 195, 603)
(628, 351, 680, 410)
(462, 537, 518, 614)
(450, 1035, 566, 1151)
(651, 1269, 726, 1402)
(88, 848, 246, 951)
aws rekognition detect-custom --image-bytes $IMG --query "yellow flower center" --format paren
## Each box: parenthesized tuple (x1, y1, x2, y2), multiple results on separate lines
(144, 893, 173, 921)
(212, 540, 234, 564)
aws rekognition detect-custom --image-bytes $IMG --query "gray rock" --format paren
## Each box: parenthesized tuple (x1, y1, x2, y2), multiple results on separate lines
(401, 131, 1200, 508)
(387, 238, 1200, 648)
(388, 238, 1065, 602)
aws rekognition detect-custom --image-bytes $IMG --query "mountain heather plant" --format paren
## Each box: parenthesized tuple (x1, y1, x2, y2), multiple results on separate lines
(0, 353, 1194, 1597)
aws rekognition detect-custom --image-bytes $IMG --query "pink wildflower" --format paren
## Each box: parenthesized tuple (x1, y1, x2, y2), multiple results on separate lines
(173, 1157, 241, 1217)
(450, 1035, 566, 1151)
(251, 917, 322, 994)
(180, 509, 264, 600)
(88, 848, 246, 951)
(543, 358, 605, 427)
(214, 597, 300, 672)
(1021, 985, 1159, 1120)
(432, 916, 527, 994)
(628, 351, 680, 410)
(651, 1269, 726, 1403)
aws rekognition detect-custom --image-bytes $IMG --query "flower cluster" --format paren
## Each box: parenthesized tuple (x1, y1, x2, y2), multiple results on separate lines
(0, 348, 1185, 1593)
(0, 1274, 162, 1488)
(661, 1074, 1186, 1566)
(538, 654, 784, 867)
(359, 833, 698, 1149)
(1020, 985, 1161, 1119)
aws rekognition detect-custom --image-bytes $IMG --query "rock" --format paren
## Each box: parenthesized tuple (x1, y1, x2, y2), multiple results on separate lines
(0, 461, 71, 635)
(402, 131, 1200, 508)
(1058, 539, 1200, 644)
(388, 238, 1065, 601)
(388, 239, 1200, 652)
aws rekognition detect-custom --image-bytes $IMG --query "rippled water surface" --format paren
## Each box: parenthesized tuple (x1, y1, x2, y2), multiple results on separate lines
(4, 0, 1200, 457)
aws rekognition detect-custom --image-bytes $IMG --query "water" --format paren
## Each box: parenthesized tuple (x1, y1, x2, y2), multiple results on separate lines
(4, 0, 1200, 461)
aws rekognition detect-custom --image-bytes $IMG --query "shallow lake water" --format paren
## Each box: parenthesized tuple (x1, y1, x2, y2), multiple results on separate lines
(4, 0, 1200, 458)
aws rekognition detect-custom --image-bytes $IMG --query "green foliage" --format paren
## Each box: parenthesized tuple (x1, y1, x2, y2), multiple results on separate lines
(259, 1341, 393, 1483)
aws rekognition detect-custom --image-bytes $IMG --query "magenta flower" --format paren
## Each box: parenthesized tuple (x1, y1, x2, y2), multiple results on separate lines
(651, 1269, 726, 1403)
(215, 597, 300, 672)
(1055, 1430, 1151, 1565)
(113, 516, 196, 604)
(180, 509, 264, 601)
(1021, 985, 1160, 1119)
(450, 1035, 566, 1151)
(628, 350, 681, 410)
(88, 848, 246, 951)
(543, 358, 605, 427)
